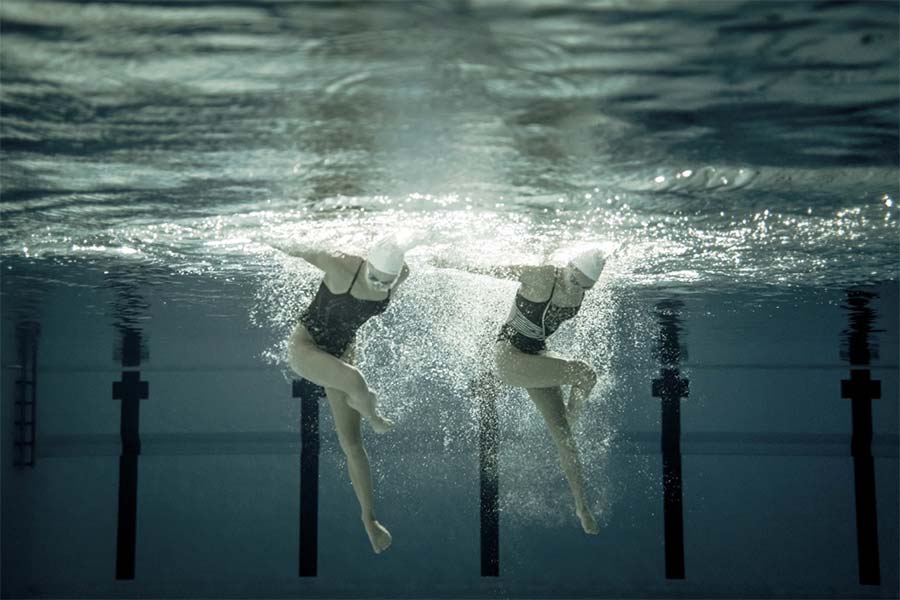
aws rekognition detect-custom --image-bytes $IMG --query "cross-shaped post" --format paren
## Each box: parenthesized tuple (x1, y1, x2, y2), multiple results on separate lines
(653, 364, 689, 580)
(841, 368, 881, 585)
(842, 370, 881, 457)
(112, 348, 148, 581)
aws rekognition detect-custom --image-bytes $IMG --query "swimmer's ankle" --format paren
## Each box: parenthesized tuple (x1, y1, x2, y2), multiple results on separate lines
(362, 518, 392, 554)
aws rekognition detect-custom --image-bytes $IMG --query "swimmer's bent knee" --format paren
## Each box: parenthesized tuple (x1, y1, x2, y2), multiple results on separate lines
(343, 368, 370, 400)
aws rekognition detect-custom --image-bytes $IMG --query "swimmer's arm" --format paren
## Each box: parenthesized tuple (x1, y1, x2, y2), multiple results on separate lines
(271, 243, 349, 271)
(430, 256, 528, 280)
(487, 265, 530, 280)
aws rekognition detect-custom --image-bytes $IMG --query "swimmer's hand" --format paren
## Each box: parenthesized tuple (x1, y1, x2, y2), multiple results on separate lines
(429, 255, 528, 280)
(608, 242, 627, 259)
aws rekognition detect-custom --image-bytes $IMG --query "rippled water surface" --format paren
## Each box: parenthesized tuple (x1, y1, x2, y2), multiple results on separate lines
(1, 0, 898, 299)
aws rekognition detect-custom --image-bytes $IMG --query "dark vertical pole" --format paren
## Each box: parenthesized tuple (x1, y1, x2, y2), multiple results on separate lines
(108, 278, 149, 581)
(475, 373, 500, 577)
(840, 290, 882, 586)
(841, 291, 882, 586)
(850, 388, 880, 586)
(115, 453, 139, 580)
(660, 374, 685, 580)
(113, 332, 148, 581)
(653, 301, 689, 580)
(294, 379, 321, 577)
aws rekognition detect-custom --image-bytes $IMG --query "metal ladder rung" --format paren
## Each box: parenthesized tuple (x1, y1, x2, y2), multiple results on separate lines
(13, 326, 39, 470)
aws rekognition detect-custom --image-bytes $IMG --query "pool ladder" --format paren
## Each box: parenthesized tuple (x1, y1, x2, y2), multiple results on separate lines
(13, 323, 38, 469)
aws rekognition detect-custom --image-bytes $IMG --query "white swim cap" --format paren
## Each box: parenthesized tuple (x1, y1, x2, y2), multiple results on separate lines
(569, 247, 607, 282)
(367, 235, 405, 275)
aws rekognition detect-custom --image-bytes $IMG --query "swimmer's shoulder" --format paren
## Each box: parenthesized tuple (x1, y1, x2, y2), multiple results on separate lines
(322, 252, 364, 291)
(517, 264, 556, 301)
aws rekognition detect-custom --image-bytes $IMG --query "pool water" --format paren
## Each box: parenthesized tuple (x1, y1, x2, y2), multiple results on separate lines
(1, 0, 898, 598)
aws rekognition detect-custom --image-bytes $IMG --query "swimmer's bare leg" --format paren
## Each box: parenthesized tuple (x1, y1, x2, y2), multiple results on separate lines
(494, 344, 597, 423)
(338, 343, 394, 433)
(527, 386, 600, 535)
(289, 325, 394, 433)
(325, 387, 392, 553)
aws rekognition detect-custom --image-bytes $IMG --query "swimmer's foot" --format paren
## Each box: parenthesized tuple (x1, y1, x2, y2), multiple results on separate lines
(369, 414, 395, 434)
(576, 505, 600, 535)
(348, 391, 394, 433)
(567, 381, 594, 422)
(362, 517, 392, 554)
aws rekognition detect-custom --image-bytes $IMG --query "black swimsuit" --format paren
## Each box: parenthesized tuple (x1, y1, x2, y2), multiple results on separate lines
(299, 261, 391, 357)
(497, 269, 581, 354)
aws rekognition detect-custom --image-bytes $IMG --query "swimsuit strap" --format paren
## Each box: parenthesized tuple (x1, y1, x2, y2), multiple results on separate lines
(546, 267, 558, 303)
(540, 267, 559, 338)
(344, 259, 365, 294)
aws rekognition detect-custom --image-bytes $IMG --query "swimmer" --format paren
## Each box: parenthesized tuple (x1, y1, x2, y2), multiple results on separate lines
(274, 234, 410, 554)
(438, 245, 611, 535)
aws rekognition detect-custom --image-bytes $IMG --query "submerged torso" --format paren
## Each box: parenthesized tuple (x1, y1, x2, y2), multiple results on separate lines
(498, 268, 582, 354)
(300, 260, 391, 356)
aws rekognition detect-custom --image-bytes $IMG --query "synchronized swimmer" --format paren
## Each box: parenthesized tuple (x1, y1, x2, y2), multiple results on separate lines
(276, 235, 409, 554)
(441, 247, 607, 535)
(275, 235, 611, 553)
